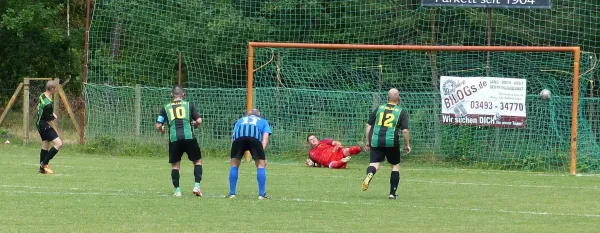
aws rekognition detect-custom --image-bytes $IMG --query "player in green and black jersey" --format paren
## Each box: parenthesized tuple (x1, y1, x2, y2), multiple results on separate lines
(155, 85, 204, 197)
(37, 80, 63, 174)
(362, 88, 410, 200)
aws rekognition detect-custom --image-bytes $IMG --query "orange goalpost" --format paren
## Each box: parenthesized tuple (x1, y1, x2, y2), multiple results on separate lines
(246, 42, 581, 175)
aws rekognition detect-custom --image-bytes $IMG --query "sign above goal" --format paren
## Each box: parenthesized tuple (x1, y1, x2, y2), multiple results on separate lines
(422, 0, 552, 9)
(440, 76, 526, 128)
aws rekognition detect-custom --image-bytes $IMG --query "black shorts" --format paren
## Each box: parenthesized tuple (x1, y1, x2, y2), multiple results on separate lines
(230, 137, 265, 161)
(169, 139, 202, 163)
(370, 146, 401, 165)
(38, 125, 59, 141)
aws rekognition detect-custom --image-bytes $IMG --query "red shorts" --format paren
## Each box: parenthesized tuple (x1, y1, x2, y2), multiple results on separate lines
(330, 150, 345, 161)
(311, 150, 345, 167)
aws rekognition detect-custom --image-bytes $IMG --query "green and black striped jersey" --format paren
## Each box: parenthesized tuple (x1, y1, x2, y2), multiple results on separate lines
(36, 93, 55, 130)
(367, 103, 408, 147)
(156, 100, 201, 142)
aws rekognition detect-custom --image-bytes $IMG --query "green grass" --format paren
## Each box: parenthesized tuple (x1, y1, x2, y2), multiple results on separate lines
(1, 145, 599, 233)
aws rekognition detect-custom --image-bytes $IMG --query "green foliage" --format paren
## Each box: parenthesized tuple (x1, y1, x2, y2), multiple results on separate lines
(0, 0, 85, 104)
(577, 156, 600, 173)
(0, 128, 20, 144)
(515, 153, 567, 172)
(86, 0, 600, 89)
(0, 128, 11, 137)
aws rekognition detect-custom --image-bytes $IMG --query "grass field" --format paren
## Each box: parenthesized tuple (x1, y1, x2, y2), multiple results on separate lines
(1, 144, 599, 233)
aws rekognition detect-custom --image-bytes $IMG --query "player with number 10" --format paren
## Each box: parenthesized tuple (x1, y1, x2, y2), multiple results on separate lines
(155, 85, 204, 197)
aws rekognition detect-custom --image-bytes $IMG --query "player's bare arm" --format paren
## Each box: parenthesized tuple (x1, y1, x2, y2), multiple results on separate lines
(403, 129, 411, 154)
(332, 140, 342, 151)
(365, 108, 377, 150)
(48, 120, 59, 135)
(155, 122, 165, 135)
(154, 115, 163, 131)
(191, 118, 202, 128)
(190, 103, 202, 128)
(364, 123, 372, 151)
(400, 109, 410, 154)
(261, 132, 270, 150)
(156, 107, 167, 134)
(305, 158, 323, 167)
(48, 120, 57, 129)
(42, 103, 58, 134)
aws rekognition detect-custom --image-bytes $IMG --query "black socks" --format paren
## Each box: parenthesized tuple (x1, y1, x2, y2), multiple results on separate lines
(42, 147, 59, 165)
(171, 169, 180, 188)
(194, 165, 203, 183)
(40, 149, 48, 164)
(390, 171, 400, 196)
(366, 166, 377, 176)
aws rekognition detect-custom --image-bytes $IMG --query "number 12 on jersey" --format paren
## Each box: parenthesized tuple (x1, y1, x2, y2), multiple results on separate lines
(377, 112, 395, 127)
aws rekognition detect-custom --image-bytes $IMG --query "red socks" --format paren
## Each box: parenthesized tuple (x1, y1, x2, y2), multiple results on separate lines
(348, 146, 361, 155)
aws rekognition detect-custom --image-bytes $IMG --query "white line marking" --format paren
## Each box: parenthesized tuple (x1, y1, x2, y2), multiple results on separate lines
(10, 163, 600, 190)
(281, 173, 600, 190)
(1, 186, 599, 218)
(404, 179, 600, 190)
(415, 205, 600, 218)
(0, 185, 165, 194)
(6, 155, 600, 177)
(3, 190, 158, 197)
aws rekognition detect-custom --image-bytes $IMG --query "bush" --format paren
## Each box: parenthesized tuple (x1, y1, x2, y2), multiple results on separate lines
(0, 128, 21, 144)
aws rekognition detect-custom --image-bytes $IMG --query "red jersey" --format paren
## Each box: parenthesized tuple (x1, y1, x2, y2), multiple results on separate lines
(309, 139, 344, 167)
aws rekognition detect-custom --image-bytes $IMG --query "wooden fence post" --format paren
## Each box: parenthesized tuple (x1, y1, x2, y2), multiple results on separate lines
(23, 78, 30, 145)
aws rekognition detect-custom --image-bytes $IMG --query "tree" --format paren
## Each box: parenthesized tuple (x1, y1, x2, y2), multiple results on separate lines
(0, 0, 85, 105)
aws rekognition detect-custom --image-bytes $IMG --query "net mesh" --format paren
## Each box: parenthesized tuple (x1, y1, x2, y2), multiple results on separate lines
(250, 49, 597, 171)
(86, 0, 600, 172)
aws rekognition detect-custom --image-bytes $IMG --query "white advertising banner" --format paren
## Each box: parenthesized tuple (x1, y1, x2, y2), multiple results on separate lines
(440, 76, 526, 128)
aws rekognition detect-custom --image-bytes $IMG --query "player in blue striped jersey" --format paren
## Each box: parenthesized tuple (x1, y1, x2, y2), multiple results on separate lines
(227, 109, 272, 200)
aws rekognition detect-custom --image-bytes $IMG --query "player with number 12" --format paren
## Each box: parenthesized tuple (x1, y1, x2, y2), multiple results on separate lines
(362, 88, 411, 200)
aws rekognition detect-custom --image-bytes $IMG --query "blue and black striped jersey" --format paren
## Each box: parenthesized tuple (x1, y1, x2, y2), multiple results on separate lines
(232, 115, 272, 142)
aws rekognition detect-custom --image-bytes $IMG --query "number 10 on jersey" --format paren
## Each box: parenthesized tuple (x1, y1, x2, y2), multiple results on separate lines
(169, 106, 186, 120)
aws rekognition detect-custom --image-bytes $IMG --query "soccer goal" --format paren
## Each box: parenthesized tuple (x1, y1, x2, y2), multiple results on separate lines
(246, 42, 596, 175)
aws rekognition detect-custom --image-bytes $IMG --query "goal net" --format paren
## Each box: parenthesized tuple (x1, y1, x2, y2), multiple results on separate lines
(85, 0, 600, 172)
(247, 44, 598, 172)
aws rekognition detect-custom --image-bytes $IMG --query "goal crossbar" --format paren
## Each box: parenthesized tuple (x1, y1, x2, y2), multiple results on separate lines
(247, 42, 581, 175)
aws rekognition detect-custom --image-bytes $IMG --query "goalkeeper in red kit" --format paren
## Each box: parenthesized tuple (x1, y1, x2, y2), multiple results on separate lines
(305, 134, 364, 169)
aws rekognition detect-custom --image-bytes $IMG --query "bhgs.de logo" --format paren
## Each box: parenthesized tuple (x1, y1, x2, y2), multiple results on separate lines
(442, 79, 457, 96)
